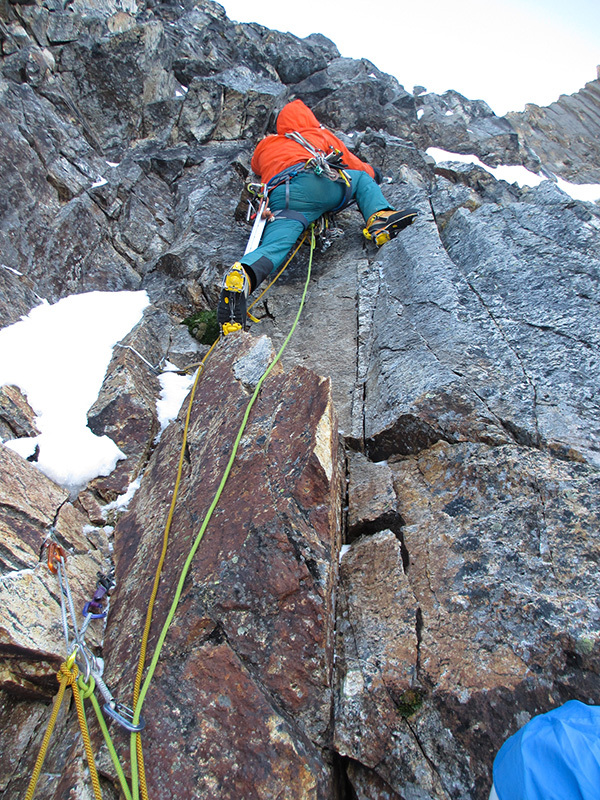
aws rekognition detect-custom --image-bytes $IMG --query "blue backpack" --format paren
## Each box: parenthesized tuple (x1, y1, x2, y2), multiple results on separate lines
(493, 700, 600, 800)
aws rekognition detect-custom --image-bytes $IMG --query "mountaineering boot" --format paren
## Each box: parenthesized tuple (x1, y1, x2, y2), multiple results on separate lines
(363, 208, 418, 246)
(217, 262, 250, 336)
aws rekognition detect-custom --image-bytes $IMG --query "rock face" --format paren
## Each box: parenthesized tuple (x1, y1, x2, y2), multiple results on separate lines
(415, 90, 526, 168)
(103, 333, 342, 799)
(0, 444, 110, 698)
(1, 1, 600, 799)
(507, 72, 600, 182)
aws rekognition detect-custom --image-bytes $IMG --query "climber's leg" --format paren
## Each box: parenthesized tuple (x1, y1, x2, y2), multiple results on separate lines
(241, 172, 346, 286)
(345, 169, 418, 244)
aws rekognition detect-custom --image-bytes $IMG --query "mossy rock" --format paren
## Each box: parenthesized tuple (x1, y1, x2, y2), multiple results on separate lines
(396, 689, 424, 718)
(182, 309, 219, 346)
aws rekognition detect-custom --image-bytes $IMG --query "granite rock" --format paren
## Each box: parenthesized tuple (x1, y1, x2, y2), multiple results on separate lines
(0, 444, 109, 698)
(102, 333, 342, 799)
(387, 440, 600, 797)
(1, 2, 600, 798)
(0, 384, 39, 441)
(416, 90, 528, 168)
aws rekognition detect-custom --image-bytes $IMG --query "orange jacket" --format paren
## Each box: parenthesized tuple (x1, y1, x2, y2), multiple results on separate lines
(251, 99, 375, 184)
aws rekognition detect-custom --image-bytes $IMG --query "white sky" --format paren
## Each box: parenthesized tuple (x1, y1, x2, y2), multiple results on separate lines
(220, 0, 599, 116)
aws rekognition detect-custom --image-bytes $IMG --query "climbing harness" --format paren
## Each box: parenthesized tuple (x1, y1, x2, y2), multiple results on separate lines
(284, 131, 353, 212)
(245, 130, 354, 231)
(285, 131, 349, 181)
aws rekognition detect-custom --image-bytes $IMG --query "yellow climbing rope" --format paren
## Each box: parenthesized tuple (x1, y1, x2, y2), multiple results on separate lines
(26, 225, 317, 800)
(25, 655, 102, 800)
(131, 337, 218, 800)
(130, 226, 317, 800)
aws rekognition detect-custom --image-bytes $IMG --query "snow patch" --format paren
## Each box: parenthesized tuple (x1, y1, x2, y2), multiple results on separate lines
(1, 263, 23, 276)
(555, 177, 600, 203)
(103, 476, 142, 514)
(426, 147, 600, 201)
(339, 544, 351, 562)
(0, 291, 149, 492)
(156, 363, 196, 435)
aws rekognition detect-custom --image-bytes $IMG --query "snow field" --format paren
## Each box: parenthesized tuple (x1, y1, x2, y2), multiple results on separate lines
(0, 291, 196, 495)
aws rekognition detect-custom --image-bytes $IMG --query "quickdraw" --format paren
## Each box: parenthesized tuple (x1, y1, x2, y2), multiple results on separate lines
(45, 540, 66, 574)
(27, 538, 147, 798)
(82, 571, 114, 620)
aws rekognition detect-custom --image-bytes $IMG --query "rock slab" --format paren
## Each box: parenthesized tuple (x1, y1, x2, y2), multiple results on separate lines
(103, 333, 342, 799)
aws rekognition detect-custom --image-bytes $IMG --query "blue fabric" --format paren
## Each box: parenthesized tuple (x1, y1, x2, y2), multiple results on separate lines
(242, 169, 390, 283)
(493, 701, 600, 800)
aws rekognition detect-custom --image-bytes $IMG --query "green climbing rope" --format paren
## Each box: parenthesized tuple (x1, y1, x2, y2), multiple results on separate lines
(129, 226, 317, 800)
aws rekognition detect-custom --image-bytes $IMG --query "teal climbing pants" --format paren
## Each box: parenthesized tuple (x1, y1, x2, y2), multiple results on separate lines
(241, 168, 391, 288)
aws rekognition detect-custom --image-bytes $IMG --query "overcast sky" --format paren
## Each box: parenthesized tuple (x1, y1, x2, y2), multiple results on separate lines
(220, 0, 599, 116)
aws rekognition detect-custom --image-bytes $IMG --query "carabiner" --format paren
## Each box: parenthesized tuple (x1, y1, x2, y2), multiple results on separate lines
(103, 700, 145, 732)
(46, 541, 67, 574)
(82, 601, 107, 619)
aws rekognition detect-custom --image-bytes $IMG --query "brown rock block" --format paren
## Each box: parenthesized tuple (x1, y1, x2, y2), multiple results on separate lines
(0, 444, 109, 698)
(391, 441, 600, 691)
(347, 451, 400, 540)
(0, 690, 46, 793)
(0, 686, 103, 799)
(0, 443, 67, 570)
(346, 760, 405, 800)
(0, 384, 40, 441)
(88, 310, 167, 501)
(74, 490, 106, 526)
(335, 531, 450, 798)
(103, 333, 342, 799)
(386, 440, 600, 797)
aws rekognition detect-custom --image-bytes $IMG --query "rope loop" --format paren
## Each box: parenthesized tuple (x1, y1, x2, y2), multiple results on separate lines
(78, 674, 96, 700)
(57, 660, 78, 686)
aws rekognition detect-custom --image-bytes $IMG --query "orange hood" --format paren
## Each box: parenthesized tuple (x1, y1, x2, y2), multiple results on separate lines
(251, 99, 375, 184)
(276, 99, 321, 134)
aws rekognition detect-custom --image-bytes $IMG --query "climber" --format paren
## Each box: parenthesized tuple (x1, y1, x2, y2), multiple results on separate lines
(217, 98, 418, 335)
(489, 700, 600, 800)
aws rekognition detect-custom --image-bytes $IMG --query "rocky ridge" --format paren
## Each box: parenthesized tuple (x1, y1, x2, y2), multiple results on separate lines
(507, 68, 600, 183)
(1, 1, 600, 798)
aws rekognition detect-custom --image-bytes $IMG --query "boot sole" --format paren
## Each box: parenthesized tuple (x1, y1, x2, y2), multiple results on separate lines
(364, 209, 418, 245)
(218, 265, 248, 335)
